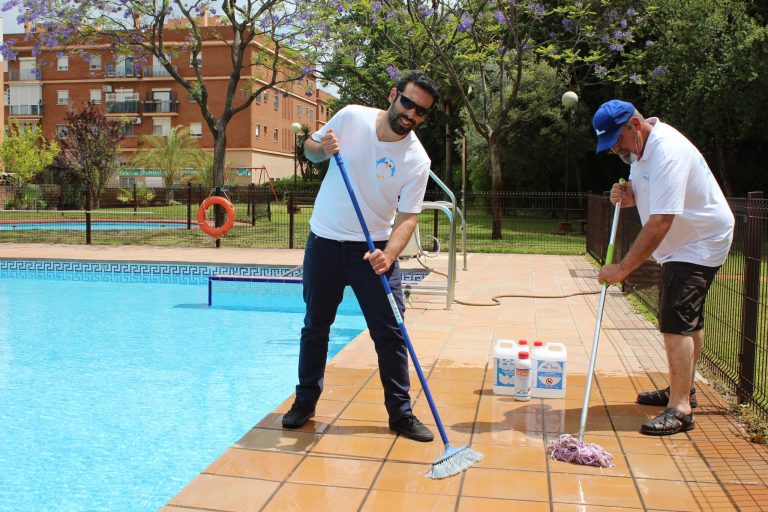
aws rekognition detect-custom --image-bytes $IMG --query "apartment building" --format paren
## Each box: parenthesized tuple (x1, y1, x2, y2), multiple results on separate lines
(2, 18, 332, 187)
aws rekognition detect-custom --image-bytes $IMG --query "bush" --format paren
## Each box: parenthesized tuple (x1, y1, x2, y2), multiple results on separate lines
(7, 184, 47, 210)
(117, 185, 155, 206)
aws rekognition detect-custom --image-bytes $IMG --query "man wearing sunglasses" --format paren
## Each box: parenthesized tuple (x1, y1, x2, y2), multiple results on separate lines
(282, 71, 440, 443)
(592, 99, 734, 436)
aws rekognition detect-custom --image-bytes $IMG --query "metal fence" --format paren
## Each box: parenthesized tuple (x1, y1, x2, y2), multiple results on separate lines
(0, 184, 588, 254)
(587, 192, 768, 424)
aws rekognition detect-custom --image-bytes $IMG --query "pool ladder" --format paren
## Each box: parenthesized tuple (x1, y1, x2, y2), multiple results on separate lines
(403, 170, 467, 310)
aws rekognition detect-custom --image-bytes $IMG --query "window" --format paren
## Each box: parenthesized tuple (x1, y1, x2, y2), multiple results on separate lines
(152, 117, 171, 136)
(57, 90, 69, 105)
(190, 122, 202, 138)
(89, 54, 101, 70)
(263, 91, 269, 103)
(273, 93, 279, 110)
(306, 107, 311, 118)
(254, 125, 260, 137)
(189, 52, 202, 67)
(120, 123, 134, 137)
(89, 89, 101, 104)
(309, 110, 315, 122)
(273, 128, 278, 143)
(263, 125, 268, 137)
(296, 105, 301, 118)
(255, 93, 260, 104)
(57, 56, 68, 71)
(56, 124, 69, 139)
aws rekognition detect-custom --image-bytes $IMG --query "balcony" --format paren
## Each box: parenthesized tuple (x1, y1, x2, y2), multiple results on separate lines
(143, 93, 179, 114)
(9, 103, 43, 116)
(8, 69, 39, 81)
(104, 65, 141, 79)
(142, 65, 177, 78)
(105, 93, 140, 114)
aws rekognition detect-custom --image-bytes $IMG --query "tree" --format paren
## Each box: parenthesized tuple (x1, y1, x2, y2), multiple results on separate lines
(0, 120, 59, 209)
(132, 126, 206, 202)
(322, 0, 650, 238)
(55, 101, 124, 208)
(633, 0, 768, 195)
(1, 0, 330, 192)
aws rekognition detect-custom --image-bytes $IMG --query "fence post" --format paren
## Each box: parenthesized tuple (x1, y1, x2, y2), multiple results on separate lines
(738, 191, 764, 403)
(132, 183, 137, 212)
(250, 184, 256, 226)
(85, 184, 93, 245)
(288, 190, 295, 249)
(186, 182, 192, 229)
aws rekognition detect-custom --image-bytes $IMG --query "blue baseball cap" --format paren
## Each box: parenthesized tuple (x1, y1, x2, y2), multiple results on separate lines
(592, 100, 636, 153)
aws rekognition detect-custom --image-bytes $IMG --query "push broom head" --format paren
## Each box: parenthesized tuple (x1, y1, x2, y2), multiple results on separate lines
(547, 434, 614, 468)
(426, 444, 484, 479)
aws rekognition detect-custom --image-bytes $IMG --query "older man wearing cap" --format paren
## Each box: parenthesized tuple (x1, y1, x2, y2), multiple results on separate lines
(592, 100, 734, 436)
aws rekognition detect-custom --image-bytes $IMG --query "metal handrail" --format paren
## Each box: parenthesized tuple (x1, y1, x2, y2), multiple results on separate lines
(404, 171, 467, 309)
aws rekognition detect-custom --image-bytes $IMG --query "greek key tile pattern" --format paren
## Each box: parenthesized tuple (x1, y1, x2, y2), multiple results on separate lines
(0, 259, 428, 285)
(0, 259, 296, 285)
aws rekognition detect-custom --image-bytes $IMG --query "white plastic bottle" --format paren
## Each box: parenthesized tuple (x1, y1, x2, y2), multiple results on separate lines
(531, 342, 568, 398)
(514, 351, 532, 401)
(531, 340, 544, 388)
(492, 339, 518, 395)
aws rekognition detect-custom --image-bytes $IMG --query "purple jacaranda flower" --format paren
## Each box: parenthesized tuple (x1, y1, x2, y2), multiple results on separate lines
(457, 12, 473, 32)
(619, 19, 627, 28)
(605, 9, 619, 22)
(609, 42, 624, 52)
(419, 4, 434, 16)
(386, 64, 400, 80)
(562, 18, 575, 32)
(528, 2, 545, 20)
(645, 40, 654, 46)
(652, 66, 669, 77)
(354, 49, 363, 59)
(494, 10, 506, 24)
(629, 73, 641, 83)
(627, 7, 637, 17)
(594, 64, 608, 77)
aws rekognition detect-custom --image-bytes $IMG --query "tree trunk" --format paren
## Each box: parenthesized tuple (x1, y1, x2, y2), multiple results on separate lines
(713, 131, 734, 197)
(444, 100, 453, 192)
(489, 133, 503, 240)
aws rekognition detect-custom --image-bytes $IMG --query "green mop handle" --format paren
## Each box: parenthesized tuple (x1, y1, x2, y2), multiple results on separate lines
(578, 179, 625, 442)
(333, 152, 452, 446)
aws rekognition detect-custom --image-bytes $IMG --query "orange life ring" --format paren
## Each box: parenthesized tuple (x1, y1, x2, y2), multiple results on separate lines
(197, 196, 236, 237)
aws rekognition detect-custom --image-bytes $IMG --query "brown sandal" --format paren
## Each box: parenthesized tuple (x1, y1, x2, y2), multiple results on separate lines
(640, 407, 695, 436)
(637, 386, 698, 408)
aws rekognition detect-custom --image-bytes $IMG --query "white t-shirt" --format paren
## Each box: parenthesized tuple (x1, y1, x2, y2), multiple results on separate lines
(309, 105, 431, 241)
(629, 119, 734, 266)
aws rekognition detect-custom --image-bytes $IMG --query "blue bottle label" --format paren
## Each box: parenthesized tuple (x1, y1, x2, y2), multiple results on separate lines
(536, 360, 565, 389)
(495, 358, 515, 388)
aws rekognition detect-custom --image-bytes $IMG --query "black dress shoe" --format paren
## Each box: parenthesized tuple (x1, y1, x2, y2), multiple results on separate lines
(389, 414, 434, 442)
(282, 400, 316, 428)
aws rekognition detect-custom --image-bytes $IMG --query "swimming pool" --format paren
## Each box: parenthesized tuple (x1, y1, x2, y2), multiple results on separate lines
(0, 221, 190, 231)
(0, 260, 366, 511)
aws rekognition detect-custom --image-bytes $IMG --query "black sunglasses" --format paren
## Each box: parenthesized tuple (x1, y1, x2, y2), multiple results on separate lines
(397, 91, 432, 116)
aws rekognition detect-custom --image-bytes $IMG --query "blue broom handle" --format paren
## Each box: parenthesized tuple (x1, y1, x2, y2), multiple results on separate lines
(333, 152, 451, 446)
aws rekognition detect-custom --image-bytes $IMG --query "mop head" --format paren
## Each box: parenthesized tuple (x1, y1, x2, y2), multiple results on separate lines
(426, 444, 484, 479)
(547, 434, 614, 468)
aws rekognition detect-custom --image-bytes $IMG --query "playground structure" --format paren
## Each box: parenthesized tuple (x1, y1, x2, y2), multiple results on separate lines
(226, 166, 280, 205)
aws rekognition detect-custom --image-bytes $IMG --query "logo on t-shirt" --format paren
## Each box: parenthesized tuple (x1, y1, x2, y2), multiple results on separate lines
(375, 157, 396, 179)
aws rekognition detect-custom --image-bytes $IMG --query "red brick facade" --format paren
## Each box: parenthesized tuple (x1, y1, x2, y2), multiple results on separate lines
(3, 23, 332, 186)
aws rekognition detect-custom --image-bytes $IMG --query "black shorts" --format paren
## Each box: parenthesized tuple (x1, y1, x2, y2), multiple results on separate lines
(659, 261, 720, 335)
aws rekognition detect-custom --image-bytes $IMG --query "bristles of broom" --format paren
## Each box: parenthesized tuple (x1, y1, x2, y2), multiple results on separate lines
(426, 444, 484, 479)
(547, 434, 614, 468)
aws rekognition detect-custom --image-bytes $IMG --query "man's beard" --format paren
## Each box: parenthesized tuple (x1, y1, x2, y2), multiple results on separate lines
(388, 107, 414, 135)
(619, 152, 639, 165)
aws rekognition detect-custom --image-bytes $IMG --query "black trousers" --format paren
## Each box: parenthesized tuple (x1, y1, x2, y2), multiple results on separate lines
(295, 232, 411, 421)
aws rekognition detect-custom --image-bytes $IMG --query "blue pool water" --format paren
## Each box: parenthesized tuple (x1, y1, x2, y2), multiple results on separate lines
(0, 263, 366, 511)
(0, 221, 189, 231)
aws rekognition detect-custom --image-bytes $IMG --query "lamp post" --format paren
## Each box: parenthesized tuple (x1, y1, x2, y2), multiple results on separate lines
(290, 122, 302, 189)
(560, 91, 579, 232)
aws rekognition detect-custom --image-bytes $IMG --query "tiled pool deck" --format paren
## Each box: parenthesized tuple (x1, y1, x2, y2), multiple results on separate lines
(4, 243, 767, 511)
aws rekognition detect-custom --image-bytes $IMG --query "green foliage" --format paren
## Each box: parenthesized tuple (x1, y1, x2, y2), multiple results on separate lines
(117, 185, 155, 206)
(5, 184, 47, 210)
(0, 120, 59, 187)
(633, 0, 768, 195)
(270, 176, 322, 193)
